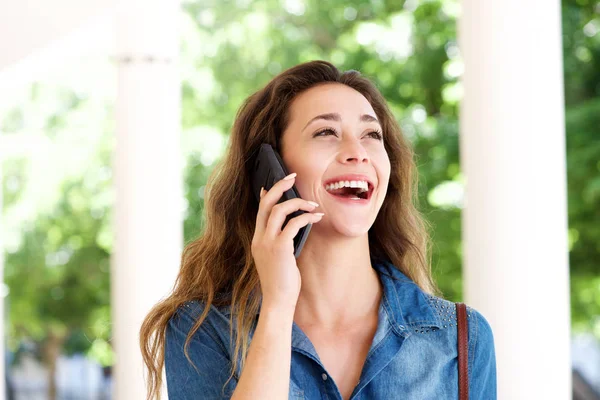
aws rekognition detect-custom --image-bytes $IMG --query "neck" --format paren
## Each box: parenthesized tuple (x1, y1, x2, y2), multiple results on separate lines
(293, 231, 382, 332)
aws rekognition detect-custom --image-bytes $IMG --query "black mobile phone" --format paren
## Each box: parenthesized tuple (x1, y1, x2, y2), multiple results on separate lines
(250, 144, 312, 258)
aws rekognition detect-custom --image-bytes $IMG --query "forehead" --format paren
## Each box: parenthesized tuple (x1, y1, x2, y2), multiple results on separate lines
(287, 83, 376, 125)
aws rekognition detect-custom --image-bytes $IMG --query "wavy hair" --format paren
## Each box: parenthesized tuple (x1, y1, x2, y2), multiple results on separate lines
(139, 60, 441, 399)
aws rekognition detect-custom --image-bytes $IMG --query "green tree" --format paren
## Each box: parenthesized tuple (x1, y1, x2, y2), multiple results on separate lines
(4, 174, 112, 399)
(2, 83, 114, 398)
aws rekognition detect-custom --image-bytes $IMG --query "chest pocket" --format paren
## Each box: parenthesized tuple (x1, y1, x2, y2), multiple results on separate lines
(289, 380, 304, 400)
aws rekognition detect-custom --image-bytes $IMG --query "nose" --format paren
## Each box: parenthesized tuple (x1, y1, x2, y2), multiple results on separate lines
(337, 136, 369, 165)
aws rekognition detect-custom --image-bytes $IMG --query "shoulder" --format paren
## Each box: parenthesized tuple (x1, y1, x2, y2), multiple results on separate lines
(169, 300, 231, 330)
(166, 300, 237, 360)
(461, 303, 496, 382)
(164, 301, 242, 398)
(423, 294, 496, 362)
(422, 294, 497, 395)
(424, 294, 494, 334)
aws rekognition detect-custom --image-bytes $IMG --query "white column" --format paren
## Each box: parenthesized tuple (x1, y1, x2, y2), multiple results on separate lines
(458, 1, 571, 399)
(112, 1, 182, 399)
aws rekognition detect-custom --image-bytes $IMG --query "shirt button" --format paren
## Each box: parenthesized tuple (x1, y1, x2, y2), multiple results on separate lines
(322, 373, 328, 381)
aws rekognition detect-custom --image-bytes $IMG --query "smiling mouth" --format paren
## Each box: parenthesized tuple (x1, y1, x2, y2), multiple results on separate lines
(324, 183, 374, 200)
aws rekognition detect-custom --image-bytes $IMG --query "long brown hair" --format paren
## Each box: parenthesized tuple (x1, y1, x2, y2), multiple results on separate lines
(139, 60, 441, 399)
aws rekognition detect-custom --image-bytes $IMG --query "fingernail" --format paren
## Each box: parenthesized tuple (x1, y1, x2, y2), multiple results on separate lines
(283, 172, 297, 180)
(314, 213, 325, 217)
(307, 201, 319, 207)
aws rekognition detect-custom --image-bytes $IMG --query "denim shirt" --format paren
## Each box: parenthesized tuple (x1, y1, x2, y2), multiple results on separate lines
(164, 259, 497, 399)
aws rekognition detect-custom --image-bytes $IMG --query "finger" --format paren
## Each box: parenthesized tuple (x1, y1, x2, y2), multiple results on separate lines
(265, 198, 320, 238)
(256, 173, 297, 232)
(279, 212, 324, 243)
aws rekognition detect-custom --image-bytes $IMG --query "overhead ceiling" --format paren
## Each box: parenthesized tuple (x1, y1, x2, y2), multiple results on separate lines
(0, 0, 117, 87)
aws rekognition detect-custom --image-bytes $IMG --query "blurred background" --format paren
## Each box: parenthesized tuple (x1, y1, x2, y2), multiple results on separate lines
(0, 0, 599, 399)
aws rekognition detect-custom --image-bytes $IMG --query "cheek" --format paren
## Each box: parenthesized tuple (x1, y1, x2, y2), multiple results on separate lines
(373, 150, 391, 176)
(282, 161, 321, 196)
(285, 150, 327, 177)
(374, 157, 391, 199)
(288, 163, 319, 184)
(383, 160, 391, 181)
(291, 180, 318, 202)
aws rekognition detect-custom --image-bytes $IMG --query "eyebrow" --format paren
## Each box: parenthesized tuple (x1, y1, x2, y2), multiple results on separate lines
(301, 113, 380, 132)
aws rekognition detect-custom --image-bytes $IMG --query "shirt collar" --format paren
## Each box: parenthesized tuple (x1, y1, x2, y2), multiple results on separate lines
(285, 258, 443, 359)
(372, 258, 442, 332)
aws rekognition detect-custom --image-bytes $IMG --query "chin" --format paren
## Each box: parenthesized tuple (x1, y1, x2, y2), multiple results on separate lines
(317, 219, 372, 238)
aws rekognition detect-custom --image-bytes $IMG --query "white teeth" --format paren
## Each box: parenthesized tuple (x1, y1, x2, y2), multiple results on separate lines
(324, 180, 370, 192)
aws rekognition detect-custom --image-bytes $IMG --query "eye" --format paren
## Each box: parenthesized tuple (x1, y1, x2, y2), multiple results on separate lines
(313, 128, 338, 137)
(367, 130, 383, 140)
(313, 128, 383, 140)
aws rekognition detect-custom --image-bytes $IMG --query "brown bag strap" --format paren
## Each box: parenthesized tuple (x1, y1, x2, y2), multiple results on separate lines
(456, 302, 469, 400)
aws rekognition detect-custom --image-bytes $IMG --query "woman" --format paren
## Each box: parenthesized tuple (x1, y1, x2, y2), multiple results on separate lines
(140, 60, 497, 400)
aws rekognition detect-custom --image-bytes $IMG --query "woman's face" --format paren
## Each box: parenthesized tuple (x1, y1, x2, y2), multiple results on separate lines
(280, 83, 391, 237)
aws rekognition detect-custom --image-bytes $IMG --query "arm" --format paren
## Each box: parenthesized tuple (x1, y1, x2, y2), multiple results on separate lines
(469, 309, 498, 399)
(231, 302, 295, 400)
(164, 301, 295, 400)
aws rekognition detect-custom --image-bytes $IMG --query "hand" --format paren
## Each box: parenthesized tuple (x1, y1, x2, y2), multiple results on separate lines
(251, 172, 324, 310)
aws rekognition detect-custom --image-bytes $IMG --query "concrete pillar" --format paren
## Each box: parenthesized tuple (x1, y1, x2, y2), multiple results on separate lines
(458, 1, 571, 398)
(112, 1, 182, 398)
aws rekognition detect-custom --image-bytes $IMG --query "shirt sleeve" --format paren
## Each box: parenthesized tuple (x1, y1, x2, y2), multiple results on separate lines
(468, 308, 498, 399)
(164, 304, 238, 400)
